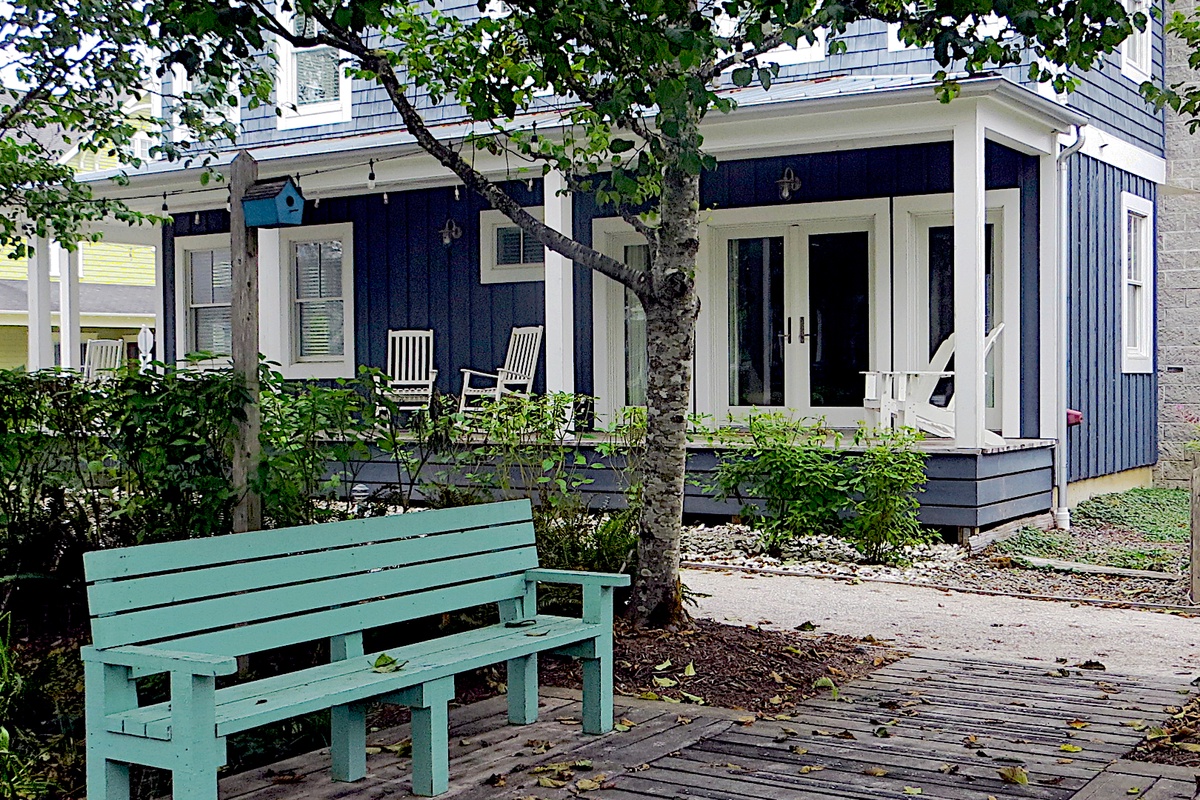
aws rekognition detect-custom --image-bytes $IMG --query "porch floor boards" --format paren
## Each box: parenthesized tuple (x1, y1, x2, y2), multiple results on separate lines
(216, 653, 1197, 800)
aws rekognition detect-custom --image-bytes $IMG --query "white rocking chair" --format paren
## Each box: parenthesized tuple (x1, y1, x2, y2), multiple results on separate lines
(381, 329, 438, 411)
(82, 339, 124, 382)
(459, 325, 544, 412)
(864, 323, 1005, 446)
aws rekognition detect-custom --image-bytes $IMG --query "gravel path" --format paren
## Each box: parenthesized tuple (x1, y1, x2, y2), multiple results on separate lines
(685, 567, 1200, 680)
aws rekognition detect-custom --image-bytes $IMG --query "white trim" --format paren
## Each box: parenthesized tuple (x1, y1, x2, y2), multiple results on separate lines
(274, 11, 353, 130)
(1038, 152, 1060, 440)
(952, 115, 987, 448)
(1072, 128, 1165, 184)
(173, 232, 232, 365)
(543, 172, 574, 394)
(1120, 191, 1154, 374)
(590, 217, 641, 425)
(479, 208, 546, 283)
(893, 189, 1022, 438)
(269, 222, 356, 379)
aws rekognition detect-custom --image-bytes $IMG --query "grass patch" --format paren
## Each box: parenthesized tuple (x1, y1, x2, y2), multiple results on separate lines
(993, 527, 1077, 560)
(1072, 488, 1189, 542)
(1102, 546, 1179, 573)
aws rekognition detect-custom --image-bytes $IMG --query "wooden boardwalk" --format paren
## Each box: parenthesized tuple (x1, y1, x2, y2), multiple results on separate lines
(217, 654, 1199, 800)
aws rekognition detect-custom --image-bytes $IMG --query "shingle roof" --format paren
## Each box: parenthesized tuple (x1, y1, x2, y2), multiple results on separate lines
(0, 279, 155, 316)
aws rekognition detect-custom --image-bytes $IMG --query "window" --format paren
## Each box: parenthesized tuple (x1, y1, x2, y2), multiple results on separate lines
(1121, 192, 1154, 373)
(1121, 0, 1152, 81)
(276, 12, 352, 129)
(292, 239, 345, 360)
(480, 209, 545, 283)
(169, 66, 241, 142)
(888, 3, 1003, 52)
(187, 247, 233, 356)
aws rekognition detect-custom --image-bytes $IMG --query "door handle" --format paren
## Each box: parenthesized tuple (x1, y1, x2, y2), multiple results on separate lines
(796, 316, 810, 344)
(778, 317, 793, 346)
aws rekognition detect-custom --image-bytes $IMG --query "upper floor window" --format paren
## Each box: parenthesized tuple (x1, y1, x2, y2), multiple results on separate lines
(170, 66, 242, 142)
(1121, 0, 1152, 81)
(276, 13, 352, 130)
(1121, 192, 1154, 374)
(888, 4, 1003, 52)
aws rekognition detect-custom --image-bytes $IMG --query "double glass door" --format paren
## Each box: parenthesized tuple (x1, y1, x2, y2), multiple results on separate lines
(725, 223, 872, 424)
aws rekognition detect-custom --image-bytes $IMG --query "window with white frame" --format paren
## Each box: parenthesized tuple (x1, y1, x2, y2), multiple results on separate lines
(1121, 192, 1154, 373)
(480, 208, 545, 283)
(170, 66, 242, 142)
(187, 247, 233, 356)
(275, 12, 352, 129)
(291, 238, 346, 361)
(1121, 0, 1152, 81)
(888, 4, 1003, 52)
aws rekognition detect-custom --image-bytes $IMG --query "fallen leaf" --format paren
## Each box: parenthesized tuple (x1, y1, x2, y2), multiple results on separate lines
(575, 778, 602, 791)
(1127, 789, 1140, 795)
(639, 691, 660, 701)
(484, 773, 506, 787)
(653, 676, 678, 688)
(737, 716, 756, 726)
(683, 661, 696, 677)
(536, 776, 566, 788)
(862, 767, 888, 777)
(789, 746, 808, 755)
(676, 715, 693, 726)
(680, 691, 705, 704)
(937, 764, 959, 775)
(364, 747, 382, 755)
(1076, 660, 1106, 671)
(798, 765, 826, 774)
(1176, 742, 1200, 753)
(1067, 719, 1090, 729)
(369, 653, 407, 673)
(998, 766, 1029, 785)
(654, 659, 672, 671)
(1060, 744, 1083, 753)
(903, 787, 923, 795)
(796, 621, 818, 631)
(384, 740, 412, 756)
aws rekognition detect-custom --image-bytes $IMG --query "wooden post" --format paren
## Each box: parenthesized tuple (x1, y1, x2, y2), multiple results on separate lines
(230, 152, 262, 533)
(1191, 452, 1200, 603)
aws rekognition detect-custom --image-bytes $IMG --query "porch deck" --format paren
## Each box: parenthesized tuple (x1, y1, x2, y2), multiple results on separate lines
(218, 653, 1196, 800)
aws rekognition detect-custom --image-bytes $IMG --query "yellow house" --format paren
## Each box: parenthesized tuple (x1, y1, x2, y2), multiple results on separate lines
(1, 98, 158, 370)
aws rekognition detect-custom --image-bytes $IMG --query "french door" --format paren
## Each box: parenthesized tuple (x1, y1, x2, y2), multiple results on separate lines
(723, 218, 876, 426)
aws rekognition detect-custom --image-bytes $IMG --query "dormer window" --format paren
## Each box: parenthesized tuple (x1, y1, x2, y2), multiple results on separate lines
(276, 12, 352, 129)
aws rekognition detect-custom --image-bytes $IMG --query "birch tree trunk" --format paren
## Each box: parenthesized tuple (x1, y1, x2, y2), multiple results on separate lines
(627, 108, 702, 626)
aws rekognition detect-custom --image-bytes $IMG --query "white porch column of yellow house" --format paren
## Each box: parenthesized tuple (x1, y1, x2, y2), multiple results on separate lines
(952, 109, 988, 448)
(26, 236, 54, 370)
(543, 170, 574, 395)
(59, 246, 82, 369)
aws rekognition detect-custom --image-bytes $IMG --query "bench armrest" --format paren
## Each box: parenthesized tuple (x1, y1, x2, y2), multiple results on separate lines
(81, 645, 238, 677)
(524, 568, 631, 588)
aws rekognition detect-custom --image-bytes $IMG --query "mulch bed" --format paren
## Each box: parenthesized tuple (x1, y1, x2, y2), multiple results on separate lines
(370, 618, 904, 729)
(1125, 691, 1200, 768)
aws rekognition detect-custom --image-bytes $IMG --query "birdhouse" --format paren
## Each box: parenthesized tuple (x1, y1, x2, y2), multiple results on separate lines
(241, 177, 305, 228)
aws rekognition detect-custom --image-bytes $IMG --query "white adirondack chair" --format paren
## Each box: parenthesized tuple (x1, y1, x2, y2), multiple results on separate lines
(82, 339, 124, 382)
(459, 325, 544, 412)
(863, 323, 1005, 446)
(382, 329, 439, 411)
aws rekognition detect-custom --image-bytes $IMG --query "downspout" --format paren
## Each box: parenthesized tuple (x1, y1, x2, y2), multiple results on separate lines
(1054, 125, 1086, 530)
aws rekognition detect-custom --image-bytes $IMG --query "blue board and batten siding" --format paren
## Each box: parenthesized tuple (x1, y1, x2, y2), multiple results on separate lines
(1065, 154, 1158, 481)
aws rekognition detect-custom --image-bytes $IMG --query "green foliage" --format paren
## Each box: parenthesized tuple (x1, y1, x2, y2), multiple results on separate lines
(1072, 488, 1189, 543)
(993, 527, 1076, 559)
(1102, 546, 1177, 573)
(0, 619, 53, 800)
(712, 414, 929, 564)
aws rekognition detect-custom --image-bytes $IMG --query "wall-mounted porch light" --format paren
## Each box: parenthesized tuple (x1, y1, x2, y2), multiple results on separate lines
(439, 218, 463, 246)
(777, 167, 802, 200)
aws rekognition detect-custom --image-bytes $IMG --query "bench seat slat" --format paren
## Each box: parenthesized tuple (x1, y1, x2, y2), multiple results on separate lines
(91, 548, 537, 649)
(150, 574, 531, 658)
(102, 615, 600, 740)
(84, 501, 532, 582)
(88, 523, 535, 616)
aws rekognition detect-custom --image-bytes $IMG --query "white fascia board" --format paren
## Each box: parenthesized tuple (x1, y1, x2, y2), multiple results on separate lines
(1071, 127, 1166, 185)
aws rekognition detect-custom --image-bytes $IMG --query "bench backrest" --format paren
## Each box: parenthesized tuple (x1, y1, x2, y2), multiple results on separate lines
(83, 501, 538, 657)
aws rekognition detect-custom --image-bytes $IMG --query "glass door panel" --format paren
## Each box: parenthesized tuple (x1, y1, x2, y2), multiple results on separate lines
(926, 224, 996, 412)
(807, 231, 870, 409)
(728, 236, 785, 407)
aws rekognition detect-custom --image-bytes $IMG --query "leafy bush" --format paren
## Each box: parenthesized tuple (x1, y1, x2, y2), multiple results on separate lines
(711, 414, 929, 564)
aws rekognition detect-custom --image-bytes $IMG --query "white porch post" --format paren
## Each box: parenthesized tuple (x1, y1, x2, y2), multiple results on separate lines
(952, 112, 987, 448)
(543, 170, 574, 395)
(59, 246, 82, 369)
(26, 236, 54, 370)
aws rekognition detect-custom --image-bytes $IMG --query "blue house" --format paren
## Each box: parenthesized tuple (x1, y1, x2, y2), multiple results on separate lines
(82, 5, 1164, 539)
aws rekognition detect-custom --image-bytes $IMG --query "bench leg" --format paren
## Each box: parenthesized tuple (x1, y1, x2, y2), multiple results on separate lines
(581, 635, 614, 734)
(172, 756, 218, 800)
(406, 677, 454, 797)
(506, 653, 539, 725)
(87, 756, 130, 800)
(330, 702, 367, 782)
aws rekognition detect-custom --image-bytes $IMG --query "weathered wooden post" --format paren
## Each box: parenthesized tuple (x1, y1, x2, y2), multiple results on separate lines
(230, 151, 261, 533)
(1192, 452, 1200, 603)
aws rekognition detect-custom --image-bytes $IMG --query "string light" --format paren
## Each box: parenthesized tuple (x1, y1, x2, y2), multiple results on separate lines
(526, 178, 534, 191)
(454, 185, 461, 201)
(161, 193, 168, 213)
(314, 197, 321, 208)
(367, 159, 376, 190)
(193, 212, 201, 225)
(382, 192, 389, 205)
(225, 189, 231, 213)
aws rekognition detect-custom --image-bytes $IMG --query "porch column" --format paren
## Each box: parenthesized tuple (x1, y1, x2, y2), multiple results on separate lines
(952, 113, 988, 448)
(26, 236, 53, 370)
(543, 170, 574, 395)
(59, 246, 82, 369)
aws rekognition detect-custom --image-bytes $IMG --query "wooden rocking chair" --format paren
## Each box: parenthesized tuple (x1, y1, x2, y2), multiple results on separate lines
(459, 325, 543, 413)
(82, 339, 124, 382)
(381, 329, 438, 411)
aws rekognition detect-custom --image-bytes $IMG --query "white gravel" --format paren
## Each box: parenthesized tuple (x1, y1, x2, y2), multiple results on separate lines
(685, 567, 1200, 681)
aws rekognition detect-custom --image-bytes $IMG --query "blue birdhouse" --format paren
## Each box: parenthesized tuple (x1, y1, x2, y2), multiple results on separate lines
(241, 177, 305, 228)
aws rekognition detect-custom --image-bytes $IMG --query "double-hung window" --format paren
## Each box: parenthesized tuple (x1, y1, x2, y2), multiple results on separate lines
(276, 13, 352, 129)
(1121, 192, 1154, 373)
(1121, 0, 1152, 81)
(187, 247, 233, 356)
(292, 239, 346, 360)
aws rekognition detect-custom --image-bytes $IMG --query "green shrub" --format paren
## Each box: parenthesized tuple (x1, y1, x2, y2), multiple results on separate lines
(843, 427, 932, 564)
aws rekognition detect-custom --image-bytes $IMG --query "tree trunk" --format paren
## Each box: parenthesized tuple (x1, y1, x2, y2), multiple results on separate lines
(626, 109, 702, 627)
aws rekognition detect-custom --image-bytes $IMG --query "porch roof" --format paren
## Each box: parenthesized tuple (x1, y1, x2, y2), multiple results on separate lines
(79, 73, 1086, 212)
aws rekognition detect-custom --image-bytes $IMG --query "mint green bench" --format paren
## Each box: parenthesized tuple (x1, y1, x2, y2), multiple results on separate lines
(81, 500, 628, 799)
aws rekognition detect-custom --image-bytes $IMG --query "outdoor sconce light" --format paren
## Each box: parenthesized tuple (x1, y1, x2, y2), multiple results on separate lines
(777, 167, 802, 200)
(439, 218, 463, 246)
